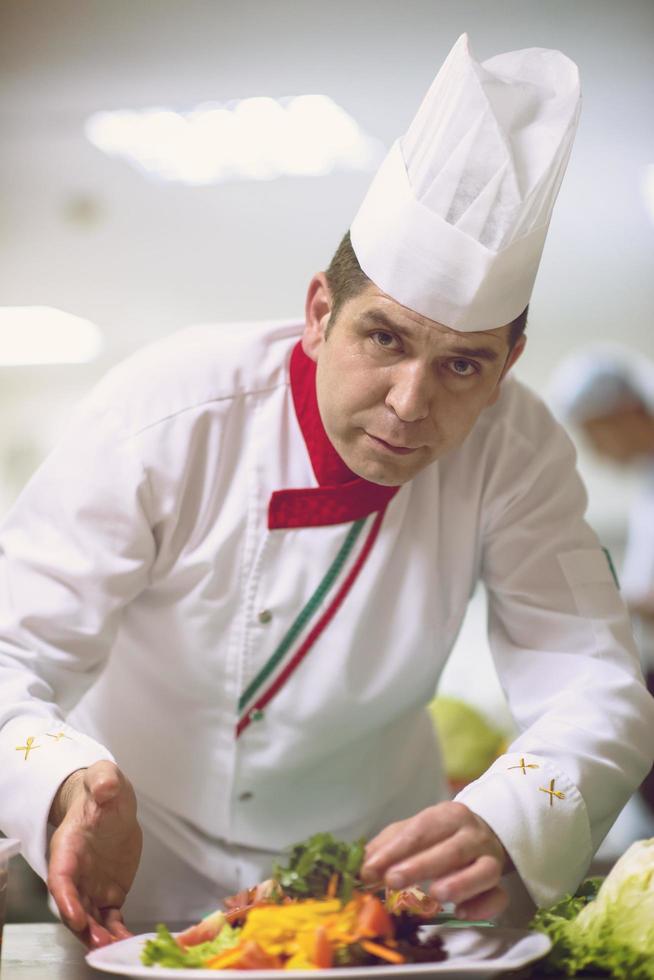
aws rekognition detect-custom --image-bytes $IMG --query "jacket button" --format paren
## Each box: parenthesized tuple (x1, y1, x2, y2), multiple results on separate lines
(258, 609, 272, 624)
(239, 791, 254, 802)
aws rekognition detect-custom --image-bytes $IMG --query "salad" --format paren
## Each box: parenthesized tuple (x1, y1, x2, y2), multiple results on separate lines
(141, 833, 447, 970)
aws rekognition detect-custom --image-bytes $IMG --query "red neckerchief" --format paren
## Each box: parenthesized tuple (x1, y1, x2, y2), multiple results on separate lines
(268, 342, 400, 529)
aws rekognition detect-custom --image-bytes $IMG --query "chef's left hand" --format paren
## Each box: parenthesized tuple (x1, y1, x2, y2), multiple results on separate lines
(361, 802, 510, 921)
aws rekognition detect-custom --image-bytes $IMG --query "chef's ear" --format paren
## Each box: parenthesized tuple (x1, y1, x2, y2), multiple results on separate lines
(487, 334, 527, 406)
(303, 273, 333, 361)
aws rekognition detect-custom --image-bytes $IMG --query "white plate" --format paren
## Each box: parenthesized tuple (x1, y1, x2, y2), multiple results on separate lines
(86, 925, 551, 979)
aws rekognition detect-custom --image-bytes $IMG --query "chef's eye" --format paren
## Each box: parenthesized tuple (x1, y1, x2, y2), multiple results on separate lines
(449, 358, 477, 377)
(371, 330, 401, 351)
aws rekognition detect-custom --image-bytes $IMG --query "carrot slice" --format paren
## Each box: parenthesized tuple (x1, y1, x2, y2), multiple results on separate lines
(360, 940, 405, 964)
(204, 941, 282, 970)
(326, 873, 339, 899)
(312, 926, 333, 968)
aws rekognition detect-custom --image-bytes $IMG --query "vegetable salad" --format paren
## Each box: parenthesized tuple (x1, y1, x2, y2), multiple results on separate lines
(142, 833, 445, 971)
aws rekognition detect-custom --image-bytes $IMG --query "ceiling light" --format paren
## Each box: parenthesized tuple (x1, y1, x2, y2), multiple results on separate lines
(85, 95, 385, 185)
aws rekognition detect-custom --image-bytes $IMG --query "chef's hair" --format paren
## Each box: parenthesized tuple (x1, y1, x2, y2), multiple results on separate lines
(325, 231, 528, 347)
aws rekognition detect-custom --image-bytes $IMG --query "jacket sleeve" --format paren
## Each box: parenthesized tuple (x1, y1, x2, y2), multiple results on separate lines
(454, 405, 654, 908)
(0, 401, 156, 880)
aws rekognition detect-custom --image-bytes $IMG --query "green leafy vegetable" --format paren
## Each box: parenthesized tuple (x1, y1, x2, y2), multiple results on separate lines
(532, 838, 654, 978)
(272, 832, 365, 903)
(531, 878, 602, 974)
(141, 922, 241, 968)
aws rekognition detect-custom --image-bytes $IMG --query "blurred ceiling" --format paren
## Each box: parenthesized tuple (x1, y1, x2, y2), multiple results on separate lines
(0, 0, 653, 379)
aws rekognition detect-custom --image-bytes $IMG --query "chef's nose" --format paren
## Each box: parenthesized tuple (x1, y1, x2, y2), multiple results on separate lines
(385, 362, 433, 422)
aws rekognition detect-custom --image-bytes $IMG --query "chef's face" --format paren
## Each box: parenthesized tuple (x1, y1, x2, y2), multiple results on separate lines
(302, 275, 526, 486)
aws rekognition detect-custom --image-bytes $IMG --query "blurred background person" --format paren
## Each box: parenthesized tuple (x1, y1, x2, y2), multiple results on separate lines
(550, 344, 654, 851)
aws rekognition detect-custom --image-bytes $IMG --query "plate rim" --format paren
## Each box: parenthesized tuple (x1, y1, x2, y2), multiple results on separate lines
(86, 925, 552, 978)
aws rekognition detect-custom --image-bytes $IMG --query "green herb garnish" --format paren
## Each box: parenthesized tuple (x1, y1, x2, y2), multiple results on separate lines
(272, 832, 365, 903)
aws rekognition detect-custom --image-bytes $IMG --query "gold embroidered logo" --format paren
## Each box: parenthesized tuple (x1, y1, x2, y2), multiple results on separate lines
(46, 732, 72, 742)
(15, 736, 40, 760)
(539, 778, 566, 807)
(508, 757, 539, 775)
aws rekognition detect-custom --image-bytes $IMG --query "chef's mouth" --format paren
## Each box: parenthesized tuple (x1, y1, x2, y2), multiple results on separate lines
(366, 433, 420, 455)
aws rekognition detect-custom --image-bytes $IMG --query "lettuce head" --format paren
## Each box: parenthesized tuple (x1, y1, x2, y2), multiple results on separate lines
(533, 837, 654, 979)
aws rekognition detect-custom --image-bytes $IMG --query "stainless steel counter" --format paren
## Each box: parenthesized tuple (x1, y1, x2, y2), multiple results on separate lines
(0, 923, 120, 979)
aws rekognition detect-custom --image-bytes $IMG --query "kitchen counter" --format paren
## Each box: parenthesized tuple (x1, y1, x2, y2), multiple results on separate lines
(1, 923, 117, 979)
(0, 922, 612, 979)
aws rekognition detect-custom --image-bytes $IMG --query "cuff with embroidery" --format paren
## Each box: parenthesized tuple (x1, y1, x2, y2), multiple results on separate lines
(454, 751, 593, 908)
(0, 716, 115, 881)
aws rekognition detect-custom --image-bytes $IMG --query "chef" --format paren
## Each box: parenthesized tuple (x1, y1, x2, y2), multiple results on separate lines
(1, 34, 653, 948)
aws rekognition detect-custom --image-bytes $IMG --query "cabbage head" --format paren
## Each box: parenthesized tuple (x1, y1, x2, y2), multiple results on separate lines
(532, 837, 654, 979)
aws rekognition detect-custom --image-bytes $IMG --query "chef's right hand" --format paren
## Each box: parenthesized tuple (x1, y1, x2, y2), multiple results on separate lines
(47, 761, 143, 948)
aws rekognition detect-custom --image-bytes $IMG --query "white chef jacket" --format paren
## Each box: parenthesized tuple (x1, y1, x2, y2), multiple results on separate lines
(1, 319, 653, 911)
(621, 464, 654, 669)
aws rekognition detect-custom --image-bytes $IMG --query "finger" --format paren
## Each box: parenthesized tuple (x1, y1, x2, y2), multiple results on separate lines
(428, 854, 503, 905)
(364, 821, 404, 860)
(101, 883, 129, 908)
(101, 907, 133, 940)
(54, 899, 94, 950)
(383, 830, 482, 890)
(48, 873, 88, 933)
(364, 809, 450, 861)
(85, 761, 121, 806)
(455, 884, 508, 922)
(377, 828, 484, 888)
(108, 919, 134, 941)
(86, 912, 118, 949)
(362, 804, 468, 881)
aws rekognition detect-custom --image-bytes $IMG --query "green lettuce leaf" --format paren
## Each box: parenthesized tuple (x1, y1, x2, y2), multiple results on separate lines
(140, 922, 241, 968)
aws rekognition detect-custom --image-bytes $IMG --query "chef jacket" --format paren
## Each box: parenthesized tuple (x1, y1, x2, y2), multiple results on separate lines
(619, 463, 654, 815)
(621, 463, 654, 668)
(1, 319, 653, 910)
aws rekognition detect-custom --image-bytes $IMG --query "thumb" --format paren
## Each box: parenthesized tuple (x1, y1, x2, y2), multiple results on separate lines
(85, 761, 121, 806)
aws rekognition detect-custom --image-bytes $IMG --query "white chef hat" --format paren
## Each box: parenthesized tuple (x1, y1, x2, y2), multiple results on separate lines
(548, 344, 654, 425)
(350, 33, 581, 331)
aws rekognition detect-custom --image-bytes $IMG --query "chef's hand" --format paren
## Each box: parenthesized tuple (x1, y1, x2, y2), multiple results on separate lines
(361, 802, 510, 921)
(47, 761, 143, 948)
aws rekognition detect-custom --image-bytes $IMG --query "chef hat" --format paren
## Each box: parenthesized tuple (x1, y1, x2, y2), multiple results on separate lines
(350, 33, 581, 331)
(549, 344, 654, 424)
